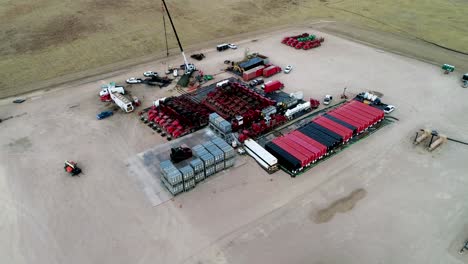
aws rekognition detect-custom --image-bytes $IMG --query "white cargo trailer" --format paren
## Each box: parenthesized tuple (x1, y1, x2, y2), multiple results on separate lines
(243, 139, 279, 173)
(110, 92, 134, 113)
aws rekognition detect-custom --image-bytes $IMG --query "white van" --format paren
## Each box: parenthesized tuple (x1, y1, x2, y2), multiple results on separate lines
(173, 69, 178, 77)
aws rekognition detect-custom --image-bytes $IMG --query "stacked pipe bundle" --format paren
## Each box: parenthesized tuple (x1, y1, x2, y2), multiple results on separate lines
(265, 100, 384, 175)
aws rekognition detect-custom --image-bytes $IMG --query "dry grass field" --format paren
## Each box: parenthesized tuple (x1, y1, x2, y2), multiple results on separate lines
(1, 0, 467, 97)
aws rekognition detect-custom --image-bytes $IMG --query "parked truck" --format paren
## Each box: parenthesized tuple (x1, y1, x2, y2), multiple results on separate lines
(261, 80, 284, 93)
(99, 83, 125, 101)
(110, 92, 134, 113)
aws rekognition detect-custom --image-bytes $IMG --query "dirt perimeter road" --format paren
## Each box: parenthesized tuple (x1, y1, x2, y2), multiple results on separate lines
(0, 27, 467, 264)
(3, 21, 467, 100)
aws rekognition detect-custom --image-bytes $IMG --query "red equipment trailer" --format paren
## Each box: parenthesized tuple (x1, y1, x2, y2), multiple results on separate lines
(263, 65, 282, 77)
(313, 117, 353, 142)
(286, 133, 322, 161)
(291, 131, 327, 157)
(279, 136, 316, 164)
(272, 138, 308, 168)
(328, 111, 365, 133)
(262, 80, 284, 93)
(340, 105, 378, 125)
(335, 108, 372, 128)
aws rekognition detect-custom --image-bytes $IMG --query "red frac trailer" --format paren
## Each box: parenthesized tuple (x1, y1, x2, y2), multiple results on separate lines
(262, 80, 284, 93)
(263, 65, 282, 77)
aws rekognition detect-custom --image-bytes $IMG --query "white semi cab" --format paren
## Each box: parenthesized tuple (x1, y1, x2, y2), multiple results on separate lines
(110, 92, 134, 113)
(99, 83, 125, 96)
(243, 139, 279, 173)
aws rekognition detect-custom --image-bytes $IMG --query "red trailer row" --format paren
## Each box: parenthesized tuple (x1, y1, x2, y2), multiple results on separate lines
(266, 100, 385, 175)
(312, 117, 353, 142)
(326, 101, 384, 134)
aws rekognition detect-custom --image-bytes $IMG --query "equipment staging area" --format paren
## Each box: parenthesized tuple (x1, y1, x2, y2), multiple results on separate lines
(0, 26, 467, 264)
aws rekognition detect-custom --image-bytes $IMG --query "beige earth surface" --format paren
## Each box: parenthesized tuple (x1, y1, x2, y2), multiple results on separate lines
(1, 27, 467, 264)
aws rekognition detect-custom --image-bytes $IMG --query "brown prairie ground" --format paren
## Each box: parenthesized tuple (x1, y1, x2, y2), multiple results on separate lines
(1, 0, 468, 98)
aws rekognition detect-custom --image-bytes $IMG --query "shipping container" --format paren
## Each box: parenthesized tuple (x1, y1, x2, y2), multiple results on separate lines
(312, 118, 352, 142)
(333, 109, 370, 129)
(161, 177, 184, 195)
(265, 142, 302, 172)
(314, 117, 353, 142)
(338, 107, 375, 126)
(194, 172, 205, 182)
(215, 162, 225, 172)
(242, 65, 264, 81)
(209, 112, 220, 123)
(183, 178, 196, 191)
(200, 152, 215, 167)
(206, 145, 224, 163)
(298, 126, 335, 150)
(276, 136, 316, 164)
(287, 133, 323, 159)
(218, 120, 232, 133)
(263, 65, 281, 77)
(239, 57, 264, 71)
(224, 158, 235, 168)
(350, 100, 385, 118)
(348, 101, 384, 123)
(327, 112, 364, 133)
(244, 139, 279, 173)
(272, 138, 308, 167)
(291, 131, 327, 157)
(323, 114, 357, 134)
(179, 165, 194, 181)
(347, 101, 381, 118)
(205, 166, 215, 177)
(342, 104, 379, 124)
(190, 158, 204, 172)
(307, 122, 343, 142)
(162, 169, 183, 185)
(202, 141, 215, 149)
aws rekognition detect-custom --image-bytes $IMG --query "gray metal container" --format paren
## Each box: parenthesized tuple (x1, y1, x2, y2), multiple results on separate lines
(219, 120, 232, 133)
(205, 166, 215, 177)
(189, 158, 204, 173)
(212, 137, 229, 148)
(194, 149, 209, 158)
(161, 177, 184, 195)
(163, 169, 183, 185)
(219, 144, 235, 159)
(224, 158, 235, 168)
(214, 116, 224, 127)
(209, 112, 220, 123)
(194, 172, 205, 182)
(179, 165, 194, 181)
(160, 160, 174, 169)
(202, 141, 215, 149)
(183, 178, 196, 191)
(215, 162, 225, 172)
(200, 153, 215, 167)
(206, 145, 224, 163)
